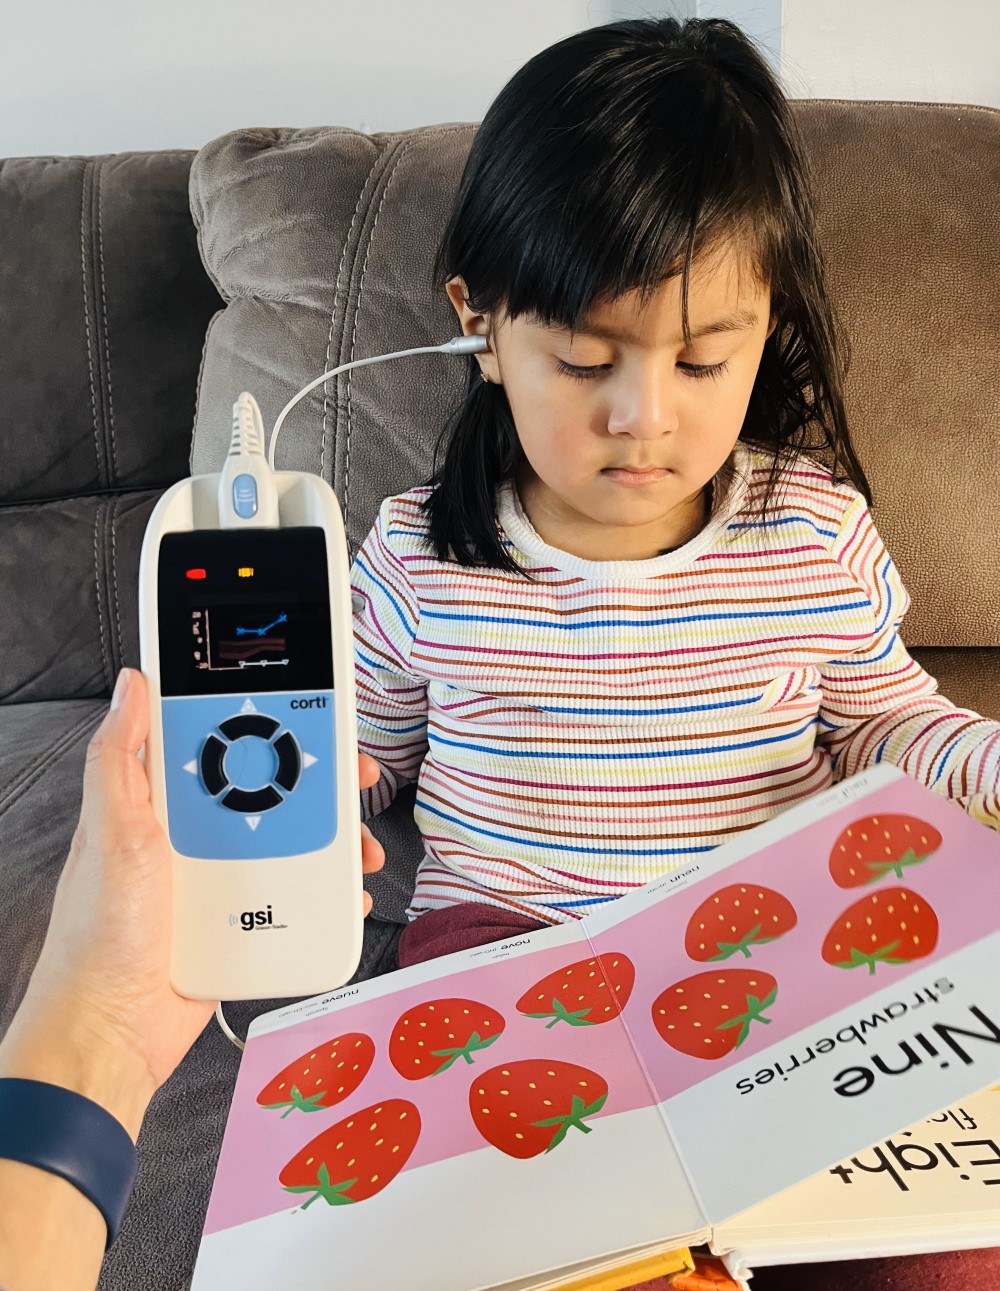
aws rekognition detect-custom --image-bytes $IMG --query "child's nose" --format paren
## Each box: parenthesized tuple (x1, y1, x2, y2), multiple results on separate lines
(607, 367, 682, 439)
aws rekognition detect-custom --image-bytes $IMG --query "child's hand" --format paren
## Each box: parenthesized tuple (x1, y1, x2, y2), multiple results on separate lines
(358, 753, 386, 914)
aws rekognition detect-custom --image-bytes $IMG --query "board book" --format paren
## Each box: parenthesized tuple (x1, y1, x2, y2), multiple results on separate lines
(191, 764, 1000, 1289)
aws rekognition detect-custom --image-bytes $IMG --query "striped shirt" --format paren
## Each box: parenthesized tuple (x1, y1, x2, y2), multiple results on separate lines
(349, 441, 1000, 924)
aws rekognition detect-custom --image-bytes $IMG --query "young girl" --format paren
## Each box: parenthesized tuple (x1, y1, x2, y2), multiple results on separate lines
(350, 17, 1000, 1289)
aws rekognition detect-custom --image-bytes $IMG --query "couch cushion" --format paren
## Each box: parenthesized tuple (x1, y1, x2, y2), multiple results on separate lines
(188, 124, 473, 553)
(0, 152, 224, 702)
(0, 490, 160, 702)
(1, 152, 222, 503)
(188, 106, 1000, 649)
(909, 647, 1000, 721)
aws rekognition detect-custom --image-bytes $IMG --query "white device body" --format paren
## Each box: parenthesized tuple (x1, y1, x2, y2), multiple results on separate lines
(138, 446, 362, 1002)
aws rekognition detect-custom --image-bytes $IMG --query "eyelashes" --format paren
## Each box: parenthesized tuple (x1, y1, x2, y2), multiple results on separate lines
(555, 358, 730, 383)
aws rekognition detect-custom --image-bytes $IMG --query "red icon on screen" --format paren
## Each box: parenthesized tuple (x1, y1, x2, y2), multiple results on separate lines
(186, 568, 207, 580)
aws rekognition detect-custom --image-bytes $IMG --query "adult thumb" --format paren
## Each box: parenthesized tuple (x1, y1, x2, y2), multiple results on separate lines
(85, 667, 153, 815)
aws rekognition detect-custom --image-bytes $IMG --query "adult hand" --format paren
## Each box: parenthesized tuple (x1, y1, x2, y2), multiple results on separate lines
(1, 667, 386, 1135)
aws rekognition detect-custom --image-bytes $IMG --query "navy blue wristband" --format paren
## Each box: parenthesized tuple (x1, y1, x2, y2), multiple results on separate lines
(0, 1077, 138, 1250)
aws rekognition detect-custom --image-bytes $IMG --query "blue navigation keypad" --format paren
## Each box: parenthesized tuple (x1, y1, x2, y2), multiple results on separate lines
(161, 691, 337, 860)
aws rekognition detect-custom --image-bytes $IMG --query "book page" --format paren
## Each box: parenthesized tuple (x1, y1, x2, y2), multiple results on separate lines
(717, 1086, 1000, 1249)
(572, 765, 1000, 1223)
(193, 915, 707, 1291)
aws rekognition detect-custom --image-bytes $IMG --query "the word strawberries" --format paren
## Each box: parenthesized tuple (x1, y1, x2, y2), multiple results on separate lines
(822, 887, 939, 974)
(470, 1060, 608, 1159)
(685, 884, 797, 961)
(256, 1032, 375, 1118)
(651, 970, 778, 1060)
(389, 997, 505, 1079)
(279, 1099, 420, 1206)
(515, 954, 635, 1028)
(828, 814, 942, 888)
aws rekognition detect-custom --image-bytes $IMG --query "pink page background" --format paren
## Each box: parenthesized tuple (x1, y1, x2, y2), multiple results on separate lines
(204, 773, 1000, 1237)
(589, 773, 1000, 1100)
(204, 933, 660, 1235)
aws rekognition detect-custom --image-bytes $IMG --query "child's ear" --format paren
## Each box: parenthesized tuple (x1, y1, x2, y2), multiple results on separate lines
(444, 275, 495, 362)
(445, 275, 478, 326)
(444, 274, 465, 314)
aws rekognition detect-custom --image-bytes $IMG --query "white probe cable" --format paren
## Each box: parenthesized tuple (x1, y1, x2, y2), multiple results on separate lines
(213, 334, 487, 1053)
(267, 335, 488, 472)
(216, 1002, 245, 1051)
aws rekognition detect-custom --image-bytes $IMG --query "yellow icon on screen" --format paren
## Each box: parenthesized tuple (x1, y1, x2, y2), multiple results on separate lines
(238, 567, 254, 578)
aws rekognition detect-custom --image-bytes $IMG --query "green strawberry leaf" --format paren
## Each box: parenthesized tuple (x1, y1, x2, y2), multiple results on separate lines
(429, 1029, 502, 1073)
(865, 847, 933, 881)
(261, 1083, 330, 1119)
(524, 997, 595, 1029)
(715, 984, 777, 1047)
(830, 939, 904, 975)
(284, 1161, 358, 1208)
(534, 1091, 608, 1152)
(708, 922, 763, 961)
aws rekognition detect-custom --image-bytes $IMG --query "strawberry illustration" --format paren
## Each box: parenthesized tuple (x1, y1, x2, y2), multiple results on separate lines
(651, 970, 778, 1060)
(822, 887, 939, 974)
(470, 1060, 609, 1159)
(278, 1099, 420, 1206)
(684, 884, 797, 961)
(388, 998, 505, 1079)
(515, 953, 635, 1028)
(829, 814, 942, 888)
(256, 1032, 375, 1118)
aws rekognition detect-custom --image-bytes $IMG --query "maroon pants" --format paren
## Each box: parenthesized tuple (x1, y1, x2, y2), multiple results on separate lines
(397, 904, 1000, 1291)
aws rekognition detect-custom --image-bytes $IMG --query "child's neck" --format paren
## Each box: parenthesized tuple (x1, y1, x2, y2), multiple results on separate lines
(513, 465, 713, 562)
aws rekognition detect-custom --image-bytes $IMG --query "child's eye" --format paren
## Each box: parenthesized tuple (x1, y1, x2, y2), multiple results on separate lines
(555, 358, 730, 382)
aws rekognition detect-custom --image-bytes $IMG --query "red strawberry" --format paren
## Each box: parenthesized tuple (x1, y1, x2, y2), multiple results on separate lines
(822, 887, 939, 974)
(515, 953, 635, 1028)
(470, 1060, 608, 1159)
(651, 970, 778, 1060)
(685, 884, 797, 961)
(829, 814, 942, 888)
(256, 1032, 375, 1118)
(388, 998, 505, 1079)
(278, 1099, 420, 1206)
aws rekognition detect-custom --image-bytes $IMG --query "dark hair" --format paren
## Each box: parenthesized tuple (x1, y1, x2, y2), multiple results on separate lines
(424, 16, 872, 579)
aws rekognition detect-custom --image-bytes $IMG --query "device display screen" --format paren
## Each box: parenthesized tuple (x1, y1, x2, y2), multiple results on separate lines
(157, 528, 334, 697)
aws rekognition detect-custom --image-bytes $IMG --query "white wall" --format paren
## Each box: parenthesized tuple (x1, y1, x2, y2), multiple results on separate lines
(781, 0, 1000, 105)
(2, 0, 679, 157)
(2, 0, 603, 157)
(1, 0, 996, 158)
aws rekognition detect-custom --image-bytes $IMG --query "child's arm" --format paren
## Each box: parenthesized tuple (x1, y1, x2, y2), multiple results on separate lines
(349, 496, 429, 822)
(816, 494, 1000, 831)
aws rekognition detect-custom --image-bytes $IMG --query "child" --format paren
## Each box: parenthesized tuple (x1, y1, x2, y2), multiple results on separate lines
(350, 18, 1000, 1290)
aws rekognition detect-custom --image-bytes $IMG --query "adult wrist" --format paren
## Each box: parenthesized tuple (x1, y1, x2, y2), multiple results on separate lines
(0, 1078, 138, 1251)
(0, 989, 156, 1142)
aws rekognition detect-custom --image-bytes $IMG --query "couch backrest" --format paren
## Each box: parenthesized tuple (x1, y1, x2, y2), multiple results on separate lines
(3, 102, 999, 707)
(0, 152, 222, 703)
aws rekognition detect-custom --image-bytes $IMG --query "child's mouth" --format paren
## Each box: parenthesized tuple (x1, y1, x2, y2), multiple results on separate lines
(601, 467, 670, 486)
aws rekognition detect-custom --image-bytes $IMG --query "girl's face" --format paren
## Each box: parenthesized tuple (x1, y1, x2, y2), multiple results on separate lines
(446, 244, 777, 562)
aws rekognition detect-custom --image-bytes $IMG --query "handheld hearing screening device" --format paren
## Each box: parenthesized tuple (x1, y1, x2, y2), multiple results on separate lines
(138, 334, 488, 1002)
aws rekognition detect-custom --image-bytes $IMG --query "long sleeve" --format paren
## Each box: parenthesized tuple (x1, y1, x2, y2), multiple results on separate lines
(817, 493, 1000, 831)
(349, 496, 429, 823)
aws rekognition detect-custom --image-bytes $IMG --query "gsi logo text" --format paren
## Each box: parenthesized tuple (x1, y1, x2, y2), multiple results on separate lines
(228, 906, 274, 931)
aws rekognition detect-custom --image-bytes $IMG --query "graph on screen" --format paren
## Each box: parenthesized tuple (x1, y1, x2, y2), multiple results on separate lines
(192, 608, 291, 671)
